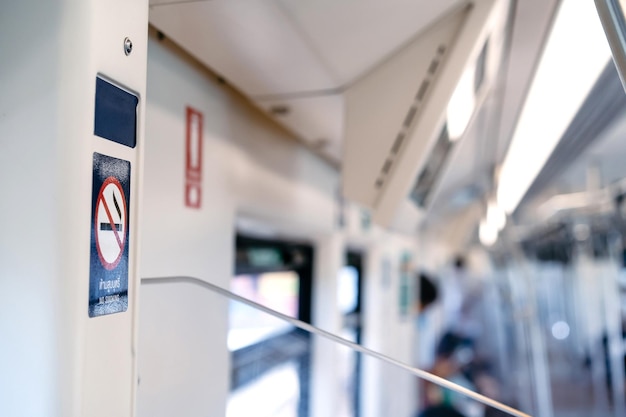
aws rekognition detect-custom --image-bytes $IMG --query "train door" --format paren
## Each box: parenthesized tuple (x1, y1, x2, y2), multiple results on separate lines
(337, 251, 365, 417)
(227, 234, 314, 417)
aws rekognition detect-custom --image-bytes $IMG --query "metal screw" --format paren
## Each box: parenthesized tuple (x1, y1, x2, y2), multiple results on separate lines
(124, 37, 133, 56)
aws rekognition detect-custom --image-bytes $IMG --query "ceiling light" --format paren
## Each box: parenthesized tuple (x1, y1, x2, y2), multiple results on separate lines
(447, 66, 476, 141)
(487, 200, 506, 231)
(551, 321, 570, 340)
(479, 219, 497, 246)
(496, 0, 611, 214)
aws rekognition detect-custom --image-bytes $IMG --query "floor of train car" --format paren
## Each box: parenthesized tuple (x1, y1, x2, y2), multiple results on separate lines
(550, 354, 595, 417)
(547, 337, 612, 417)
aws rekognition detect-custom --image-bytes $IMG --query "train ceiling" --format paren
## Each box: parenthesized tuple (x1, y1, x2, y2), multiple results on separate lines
(149, 0, 468, 163)
(148, 0, 593, 246)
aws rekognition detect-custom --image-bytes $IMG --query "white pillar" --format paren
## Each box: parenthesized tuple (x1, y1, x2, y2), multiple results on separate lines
(310, 232, 345, 417)
(0, 2, 148, 416)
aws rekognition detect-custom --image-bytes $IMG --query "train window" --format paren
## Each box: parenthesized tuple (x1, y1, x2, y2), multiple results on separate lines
(227, 361, 301, 417)
(338, 265, 359, 315)
(410, 125, 453, 208)
(474, 39, 489, 94)
(228, 234, 313, 417)
(228, 271, 300, 350)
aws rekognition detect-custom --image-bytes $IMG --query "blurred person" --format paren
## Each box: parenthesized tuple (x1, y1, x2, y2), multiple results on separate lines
(439, 256, 483, 343)
(415, 272, 442, 371)
(419, 404, 467, 417)
(415, 271, 473, 415)
(425, 333, 480, 417)
(420, 255, 501, 417)
(419, 272, 439, 312)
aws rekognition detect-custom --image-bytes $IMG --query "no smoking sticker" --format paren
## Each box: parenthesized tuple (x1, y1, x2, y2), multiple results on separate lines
(89, 153, 131, 317)
(95, 177, 127, 270)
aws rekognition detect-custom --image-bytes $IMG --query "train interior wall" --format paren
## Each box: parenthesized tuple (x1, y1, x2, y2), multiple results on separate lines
(11, 3, 626, 417)
(138, 31, 450, 417)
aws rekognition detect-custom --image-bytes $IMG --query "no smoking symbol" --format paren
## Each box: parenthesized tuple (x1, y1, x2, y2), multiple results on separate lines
(94, 177, 127, 270)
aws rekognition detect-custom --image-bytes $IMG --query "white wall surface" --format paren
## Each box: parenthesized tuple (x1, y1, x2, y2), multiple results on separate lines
(1, 2, 148, 417)
(0, 8, 428, 414)
(360, 234, 419, 417)
(138, 32, 343, 417)
(138, 282, 229, 416)
(135, 25, 429, 417)
(0, 4, 63, 416)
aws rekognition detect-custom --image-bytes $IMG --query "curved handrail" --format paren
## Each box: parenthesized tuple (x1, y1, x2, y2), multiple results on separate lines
(141, 275, 532, 417)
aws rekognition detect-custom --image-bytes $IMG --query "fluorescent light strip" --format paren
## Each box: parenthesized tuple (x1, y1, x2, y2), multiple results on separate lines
(497, 0, 611, 214)
(487, 200, 506, 231)
(479, 218, 498, 246)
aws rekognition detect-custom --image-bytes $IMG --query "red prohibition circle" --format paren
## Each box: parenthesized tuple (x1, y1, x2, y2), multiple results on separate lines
(94, 176, 128, 271)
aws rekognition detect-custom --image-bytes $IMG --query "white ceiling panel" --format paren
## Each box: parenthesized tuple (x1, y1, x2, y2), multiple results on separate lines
(276, 0, 465, 85)
(148, 0, 560, 237)
(254, 94, 345, 162)
(148, 0, 473, 177)
(149, 0, 466, 97)
(342, 5, 469, 208)
(149, 0, 204, 6)
(150, 1, 340, 96)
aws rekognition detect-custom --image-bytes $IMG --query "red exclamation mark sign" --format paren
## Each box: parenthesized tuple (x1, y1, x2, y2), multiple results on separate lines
(185, 107, 203, 209)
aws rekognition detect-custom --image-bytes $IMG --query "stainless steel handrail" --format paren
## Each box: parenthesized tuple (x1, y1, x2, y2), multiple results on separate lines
(141, 275, 532, 417)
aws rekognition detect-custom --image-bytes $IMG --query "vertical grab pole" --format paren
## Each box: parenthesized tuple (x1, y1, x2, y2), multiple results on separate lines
(502, 232, 555, 417)
(606, 231, 626, 417)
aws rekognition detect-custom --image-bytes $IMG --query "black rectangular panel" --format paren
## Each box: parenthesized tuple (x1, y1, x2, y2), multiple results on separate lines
(94, 77, 138, 148)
